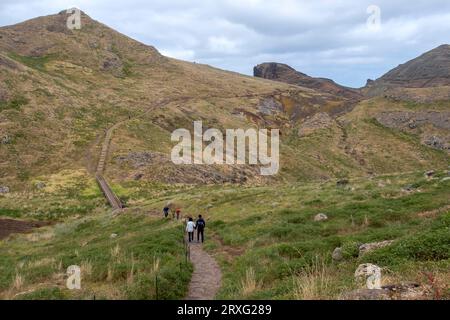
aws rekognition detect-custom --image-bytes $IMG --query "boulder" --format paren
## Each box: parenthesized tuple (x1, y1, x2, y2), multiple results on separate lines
(1, 135, 11, 144)
(342, 289, 390, 300)
(359, 240, 395, 256)
(0, 186, 10, 194)
(314, 213, 328, 221)
(342, 283, 424, 300)
(424, 170, 435, 178)
(355, 263, 382, 289)
(332, 247, 343, 261)
(35, 182, 46, 190)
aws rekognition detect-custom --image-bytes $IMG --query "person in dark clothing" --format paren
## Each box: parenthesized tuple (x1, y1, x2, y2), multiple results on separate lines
(196, 215, 206, 243)
(163, 206, 169, 218)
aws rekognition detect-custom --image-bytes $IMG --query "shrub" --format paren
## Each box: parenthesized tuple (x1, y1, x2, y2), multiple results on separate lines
(363, 214, 450, 265)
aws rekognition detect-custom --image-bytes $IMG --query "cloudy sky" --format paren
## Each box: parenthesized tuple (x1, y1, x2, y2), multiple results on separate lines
(1, 0, 449, 87)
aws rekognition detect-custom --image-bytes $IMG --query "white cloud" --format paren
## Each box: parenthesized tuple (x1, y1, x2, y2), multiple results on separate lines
(0, 0, 449, 87)
(207, 36, 239, 54)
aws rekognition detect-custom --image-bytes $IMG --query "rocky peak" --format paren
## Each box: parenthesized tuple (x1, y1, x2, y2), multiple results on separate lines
(254, 62, 362, 100)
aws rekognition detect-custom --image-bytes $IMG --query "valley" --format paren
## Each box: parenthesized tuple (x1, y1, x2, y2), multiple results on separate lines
(0, 10, 449, 300)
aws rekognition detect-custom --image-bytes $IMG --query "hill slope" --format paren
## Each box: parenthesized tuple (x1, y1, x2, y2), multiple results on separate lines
(0, 11, 448, 191)
(365, 44, 450, 97)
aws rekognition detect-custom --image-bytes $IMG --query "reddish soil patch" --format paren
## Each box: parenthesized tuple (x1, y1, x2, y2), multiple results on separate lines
(0, 219, 50, 240)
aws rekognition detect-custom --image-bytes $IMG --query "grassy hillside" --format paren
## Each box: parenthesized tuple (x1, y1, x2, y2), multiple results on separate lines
(0, 170, 448, 299)
(1, 11, 448, 189)
(0, 11, 449, 300)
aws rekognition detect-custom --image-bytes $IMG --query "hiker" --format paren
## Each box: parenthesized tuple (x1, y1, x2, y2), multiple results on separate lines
(163, 206, 170, 218)
(175, 208, 181, 220)
(196, 215, 206, 243)
(186, 217, 196, 242)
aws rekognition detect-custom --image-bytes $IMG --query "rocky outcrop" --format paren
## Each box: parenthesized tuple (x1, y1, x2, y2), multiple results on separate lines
(254, 62, 362, 100)
(375, 111, 450, 131)
(358, 240, 394, 256)
(258, 98, 283, 115)
(115, 151, 262, 184)
(343, 283, 426, 300)
(298, 112, 334, 137)
(375, 111, 450, 152)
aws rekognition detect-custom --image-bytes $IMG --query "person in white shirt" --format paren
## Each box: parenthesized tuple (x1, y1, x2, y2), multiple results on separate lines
(186, 217, 196, 242)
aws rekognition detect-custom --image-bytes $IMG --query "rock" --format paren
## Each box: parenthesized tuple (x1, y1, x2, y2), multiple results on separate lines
(377, 111, 450, 128)
(110, 233, 118, 238)
(336, 179, 349, 187)
(1, 135, 11, 144)
(424, 135, 449, 151)
(342, 289, 390, 300)
(359, 240, 394, 256)
(102, 55, 123, 71)
(343, 283, 424, 300)
(402, 184, 415, 192)
(0, 186, 10, 194)
(424, 170, 435, 178)
(88, 39, 99, 49)
(258, 98, 283, 115)
(355, 263, 382, 289)
(314, 213, 328, 221)
(332, 247, 343, 261)
(253, 62, 361, 100)
(35, 182, 46, 190)
(298, 112, 334, 137)
(133, 173, 144, 180)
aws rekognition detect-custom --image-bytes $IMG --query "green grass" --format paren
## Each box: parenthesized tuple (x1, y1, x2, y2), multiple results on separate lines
(0, 211, 192, 300)
(0, 95, 29, 112)
(7, 53, 55, 72)
(145, 171, 449, 299)
(1, 171, 449, 299)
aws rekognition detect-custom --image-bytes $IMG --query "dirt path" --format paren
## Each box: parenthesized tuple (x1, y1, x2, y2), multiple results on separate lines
(186, 242, 222, 300)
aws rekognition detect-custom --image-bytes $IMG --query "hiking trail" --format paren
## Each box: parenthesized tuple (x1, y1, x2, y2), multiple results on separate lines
(186, 241, 222, 300)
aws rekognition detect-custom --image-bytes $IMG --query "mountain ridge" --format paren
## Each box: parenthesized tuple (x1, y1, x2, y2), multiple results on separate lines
(0, 10, 448, 188)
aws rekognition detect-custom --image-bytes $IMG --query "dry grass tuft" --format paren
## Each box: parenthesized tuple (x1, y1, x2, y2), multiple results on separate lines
(12, 273, 24, 290)
(293, 256, 331, 300)
(240, 267, 260, 296)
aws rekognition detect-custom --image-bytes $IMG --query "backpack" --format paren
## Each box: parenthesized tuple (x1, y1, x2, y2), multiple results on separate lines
(197, 219, 205, 228)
